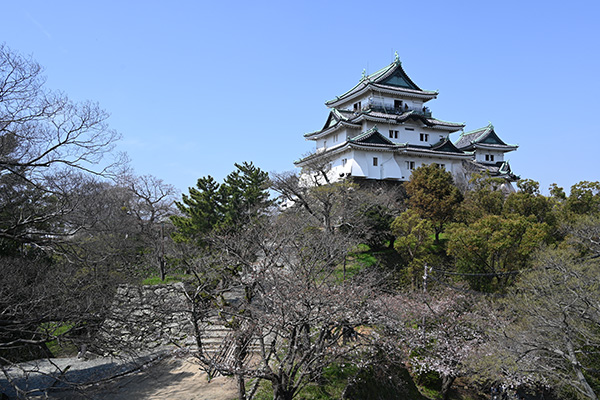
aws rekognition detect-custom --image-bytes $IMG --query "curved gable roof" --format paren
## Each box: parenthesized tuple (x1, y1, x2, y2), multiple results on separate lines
(325, 58, 437, 107)
(456, 123, 516, 151)
(379, 63, 421, 90)
(349, 126, 396, 146)
(431, 138, 465, 154)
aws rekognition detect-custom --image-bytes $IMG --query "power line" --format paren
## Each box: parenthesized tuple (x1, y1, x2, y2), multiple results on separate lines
(428, 267, 530, 277)
(427, 275, 503, 297)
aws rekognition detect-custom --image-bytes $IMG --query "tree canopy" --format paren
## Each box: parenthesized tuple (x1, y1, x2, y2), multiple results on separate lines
(171, 162, 271, 245)
(405, 163, 462, 242)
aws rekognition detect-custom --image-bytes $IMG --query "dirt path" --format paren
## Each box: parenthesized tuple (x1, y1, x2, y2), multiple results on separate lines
(1, 352, 238, 400)
(85, 356, 238, 400)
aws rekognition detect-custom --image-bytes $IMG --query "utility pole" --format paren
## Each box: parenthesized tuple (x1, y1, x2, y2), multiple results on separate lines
(160, 221, 166, 281)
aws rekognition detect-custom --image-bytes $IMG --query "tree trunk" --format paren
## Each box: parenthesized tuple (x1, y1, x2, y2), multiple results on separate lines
(566, 338, 598, 400)
(440, 374, 455, 400)
(235, 335, 248, 400)
(434, 227, 441, 244)
(388, 235, 395, 249)
(236, 373, 246, 400)
(273, 384, 294, 400)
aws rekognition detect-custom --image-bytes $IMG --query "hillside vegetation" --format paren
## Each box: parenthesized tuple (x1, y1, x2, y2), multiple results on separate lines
(2, 44, 600, 400)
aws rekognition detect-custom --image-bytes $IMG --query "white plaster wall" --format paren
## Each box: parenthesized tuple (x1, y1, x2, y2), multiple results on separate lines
(475, 150, 504, 163)
(346, 152, 465, 182)
(380, 153, 402, 179)
(392, 154, 465, 181)
(303, 149, 469, 184)
(355, 119, 451, 147)
(352, 151, 369, 178)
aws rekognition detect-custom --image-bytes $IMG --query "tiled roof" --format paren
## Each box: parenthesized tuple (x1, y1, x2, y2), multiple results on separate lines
(348, 126, 396, 146)
(338, 108, 464, 130)
(371, 83, 436, 96)
(431, 138, 465, 154)
(303, 110, 360, 138)
(306, 108, 464, 140)
(325, 59, 437, 107)
(401, 144, 471, 159)
(364, 110, 464, 128)
(455, 123, 517, 151)
(295, 137, 473, 166)
(466, 160, 519, 181)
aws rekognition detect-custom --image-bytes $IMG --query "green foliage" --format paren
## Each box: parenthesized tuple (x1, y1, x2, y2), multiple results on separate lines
(549, 183, 567, 201)
(220, 161, 272, 227)
(446, 214, 551, 292)
(456, 174, 505, 224)
(503, 179, 556, 228)
(351, 251, 378, 269)
(298, 363, 358, 399)
(566, 181, 600, 215)
(405, 163, 463, 242)
(171, 162, 271, 245)
(391, 210, 437, 288)
(414, 371, 445, 400)
(344, 362, 425, 400)
(171, 175, 222, 244)
(361, 203, 397, 249)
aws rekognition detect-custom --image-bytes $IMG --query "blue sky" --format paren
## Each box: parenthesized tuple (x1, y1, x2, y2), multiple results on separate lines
(2, 1, 599, 194)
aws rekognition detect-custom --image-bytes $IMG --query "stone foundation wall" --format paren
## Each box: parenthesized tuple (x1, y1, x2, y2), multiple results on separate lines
(95, 283, 195, 355)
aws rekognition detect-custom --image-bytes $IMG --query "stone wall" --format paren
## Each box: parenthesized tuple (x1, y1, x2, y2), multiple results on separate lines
(95, 283, 195, 355)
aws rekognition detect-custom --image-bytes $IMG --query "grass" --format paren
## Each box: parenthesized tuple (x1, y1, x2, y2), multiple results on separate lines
(251, 362, 433, 400)
(252, 363, 360, 400)
(40, 322, 79, 357)
(141, 273, 191, 285)
(335, 244, 380, 281)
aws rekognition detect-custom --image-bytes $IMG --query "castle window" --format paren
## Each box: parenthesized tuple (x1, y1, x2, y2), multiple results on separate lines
(373, 157, 378, 166)
(389, 130, 398, 139)
(420, 133, 429, 142)
(405, 127, 414, 131)
(353, 101, 362, 112)
(342, 158, 347, 166)
(485, 154, 495, 162)
(394, 100, 403, 109)
(406, 161, 415, 170)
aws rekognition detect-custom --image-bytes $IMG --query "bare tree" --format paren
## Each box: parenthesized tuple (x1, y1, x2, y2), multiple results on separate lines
(0, 43, 125, 247)
(0, 44, 137, 370)
(52, 176, 175, 277)
(271, 169, 404, 243)
(187, 212, 380, 400)
(119, 174, 177, 280)
(475, 245, 600, 400)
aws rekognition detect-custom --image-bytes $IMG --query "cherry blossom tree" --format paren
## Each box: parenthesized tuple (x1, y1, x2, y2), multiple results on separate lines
(376, 289, 486, 400)
(475, 245, 600, 400)
(187, 211, 380, 400)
